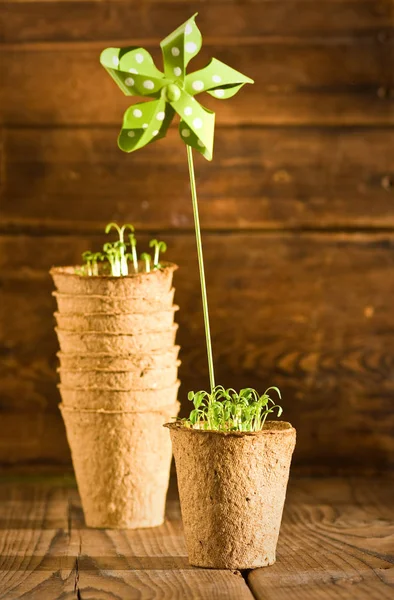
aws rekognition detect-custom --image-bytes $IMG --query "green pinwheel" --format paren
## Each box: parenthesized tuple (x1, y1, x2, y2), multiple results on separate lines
(100, 14, 253, 393)
(100, 13, 253, 161)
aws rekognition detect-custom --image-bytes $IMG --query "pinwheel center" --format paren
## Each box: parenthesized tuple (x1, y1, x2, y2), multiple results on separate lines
(164, 83, 182, 103)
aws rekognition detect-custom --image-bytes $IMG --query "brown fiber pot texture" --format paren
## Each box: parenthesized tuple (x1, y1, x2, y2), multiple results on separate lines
(59, 380, 180, 411)
(58, 362, 180, 390)
(55, 325, 178, 354)
(54, 307, 178, 334)
(61, 402, 180, 528)
(53, 288, 175, 313)
(57, 346, 180, 371)
(167, 421, 296, 569)
(51, 263, 177, 297)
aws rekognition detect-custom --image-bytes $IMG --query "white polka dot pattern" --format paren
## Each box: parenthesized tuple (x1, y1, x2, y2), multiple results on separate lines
(185, 42, 197, 54)
(192, 80, 204, 91)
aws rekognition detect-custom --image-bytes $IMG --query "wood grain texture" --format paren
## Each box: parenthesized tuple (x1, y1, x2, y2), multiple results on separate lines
(1, 41, 393, 126)
(0, 479, 78, 599)
(2, 1, 393, 43)
(1, 0, 393, 472)
(1, 233, 393, 470)
(2, 126, 394, 231)
(249, 477, 394, 599)
(0, 476, 392, 599)
(0, 476, 254, 599)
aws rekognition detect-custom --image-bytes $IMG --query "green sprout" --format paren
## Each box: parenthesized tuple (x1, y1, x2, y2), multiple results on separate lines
(77, 223, 168, 277)
(82, 251, 94, 276)
(182, 386, 283, 432)
(105, 222, 134, 276)
(103, 242, 121, 276)
(140, 252, 152, 273)
(128, 233, 139, 273)
(149, 239, 167, 269)
(90, 252, 104, 276)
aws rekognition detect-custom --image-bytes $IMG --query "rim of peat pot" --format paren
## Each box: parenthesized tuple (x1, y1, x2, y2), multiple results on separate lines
(50, 261, 178, 279)
(164, 420, 294, 436)
(60, 400, 180, 415)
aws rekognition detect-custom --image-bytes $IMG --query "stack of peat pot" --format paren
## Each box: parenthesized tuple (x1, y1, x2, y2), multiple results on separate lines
(50, 262, 180, 528)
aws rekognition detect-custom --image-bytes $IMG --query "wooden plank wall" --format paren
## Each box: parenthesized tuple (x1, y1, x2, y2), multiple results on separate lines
(0, 0, 393, 472)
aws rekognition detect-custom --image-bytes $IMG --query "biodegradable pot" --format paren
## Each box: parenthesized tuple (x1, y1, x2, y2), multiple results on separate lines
(55, 324, 178, 354)
(58, 361, 180, 390)
(53, 288, 175, 314)
(61, 402, 180, 528)
(57, 346, 180, 371)
(54, 306, 178, 334)
(59, 380, 180, 411)
(51, 263, 177, 297)
(167, 421, 296, 569)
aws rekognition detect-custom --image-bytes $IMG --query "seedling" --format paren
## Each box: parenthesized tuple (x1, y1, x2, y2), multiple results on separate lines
(82, 251, 94, 276)
(183, 386, 283, 432)
(140, 253, 152, 273)
(105, 222, 134, 276)
(103, 242, 121, 276)
(149, 239, 167, 268)
(128, 234, 139, 273)
(79, 223, 169, 277)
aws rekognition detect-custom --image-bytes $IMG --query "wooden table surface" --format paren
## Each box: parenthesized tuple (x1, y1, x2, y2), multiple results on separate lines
(0, 475, 392, 599)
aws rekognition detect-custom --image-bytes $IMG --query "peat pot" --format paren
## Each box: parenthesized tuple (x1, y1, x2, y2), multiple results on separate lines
(54, 306, 178, 334)
(57, 361, 180, 390)
(166, 421, 296, 569)
(59, 380, 180, 411)
(57, 346, 180, 371)
(53, 288, 175, 313)
(61, 402, 180, 528)
(55, 325, 178, 354)
(51, 263, 177, 297)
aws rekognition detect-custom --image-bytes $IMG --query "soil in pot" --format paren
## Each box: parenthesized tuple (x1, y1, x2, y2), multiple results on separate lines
(54, 306, 179, 334)
(51, 263, 177, 297)
(57, 346, 180, 371)
(57, 361, 180, 390)
(55, 324, 178, 354)
(166, 421, 296, 569)
(61, 402, 180, 528)
(53, 288, 175, 314)
(59, 380, 180, 411)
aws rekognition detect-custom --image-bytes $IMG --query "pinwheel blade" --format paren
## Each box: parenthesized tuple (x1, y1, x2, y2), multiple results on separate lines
(160, 13, 202, 82)
(168, 88, 215, 160)
(185, 57, 254, 99)
(100, 47, 168, 98)
(118, 98, 175, 152)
